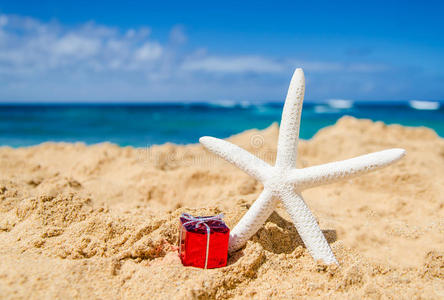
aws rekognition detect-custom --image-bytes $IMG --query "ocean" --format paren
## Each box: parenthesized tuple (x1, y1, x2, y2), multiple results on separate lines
(0, 100, 443, 147)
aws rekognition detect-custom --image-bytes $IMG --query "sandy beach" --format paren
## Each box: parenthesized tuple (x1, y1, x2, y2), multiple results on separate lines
(0, 116, 443, 299)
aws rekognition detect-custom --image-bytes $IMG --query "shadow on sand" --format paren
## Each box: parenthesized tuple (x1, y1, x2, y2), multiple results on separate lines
(227, 210, 336, 266)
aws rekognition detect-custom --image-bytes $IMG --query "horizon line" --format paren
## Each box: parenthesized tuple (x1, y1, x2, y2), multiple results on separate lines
(0, 99, 443, 105)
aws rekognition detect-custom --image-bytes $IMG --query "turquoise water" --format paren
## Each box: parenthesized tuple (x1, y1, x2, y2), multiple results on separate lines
(0, 101, 443, 147)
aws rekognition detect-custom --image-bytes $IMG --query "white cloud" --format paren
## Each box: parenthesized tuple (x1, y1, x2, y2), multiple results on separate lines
(0, 15, 7, 27)
(346, 63, 388, 72)
(181, 56, 387, 75)
(181, 56, 284, 73)
(135, 42, 163, 61)
(169, 25, 187, 44)
(0, 15, 164, 76)
(295, 60, 387, 73)
(52, 34, 101, 57)
(298, 61, 343, 72)
(0, 13, 403, 102)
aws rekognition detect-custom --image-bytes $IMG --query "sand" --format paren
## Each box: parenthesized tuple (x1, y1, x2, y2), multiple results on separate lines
(0, 116, 443, 299)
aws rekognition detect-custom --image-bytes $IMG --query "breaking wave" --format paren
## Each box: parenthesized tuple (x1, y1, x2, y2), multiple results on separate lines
(327, 99, 354, 109)
(408, 100, 440, 110)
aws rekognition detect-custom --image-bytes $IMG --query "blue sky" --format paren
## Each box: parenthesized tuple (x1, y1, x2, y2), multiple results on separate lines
(0, 0, 443, 102)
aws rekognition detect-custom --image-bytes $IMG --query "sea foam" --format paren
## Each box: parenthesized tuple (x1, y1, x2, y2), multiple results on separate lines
(408, 100, 440, 110)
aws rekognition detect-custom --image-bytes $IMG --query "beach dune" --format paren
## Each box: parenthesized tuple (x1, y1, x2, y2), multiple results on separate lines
(0, 116, 443, 299)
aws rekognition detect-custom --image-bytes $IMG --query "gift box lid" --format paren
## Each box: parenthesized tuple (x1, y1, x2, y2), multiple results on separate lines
(180, 214, 229, 234)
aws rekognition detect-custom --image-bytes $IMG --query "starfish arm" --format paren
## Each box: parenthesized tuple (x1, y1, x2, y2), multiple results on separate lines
(280, 188, 338, 264)
(228, 188, 278, 253)
(275, 68, 305, 169)
(288, 148, 406, 189)
(200, 136, 272, 182)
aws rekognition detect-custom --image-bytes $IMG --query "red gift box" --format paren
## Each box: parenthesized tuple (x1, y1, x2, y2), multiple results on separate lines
(179, 213, 230, 269)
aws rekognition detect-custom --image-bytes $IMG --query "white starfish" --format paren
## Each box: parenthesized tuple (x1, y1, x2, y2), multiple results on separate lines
(200, 68, 405, 264)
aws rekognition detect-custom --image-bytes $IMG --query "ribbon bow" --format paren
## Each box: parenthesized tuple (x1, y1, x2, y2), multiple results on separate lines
(179, 213, 224, 269)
